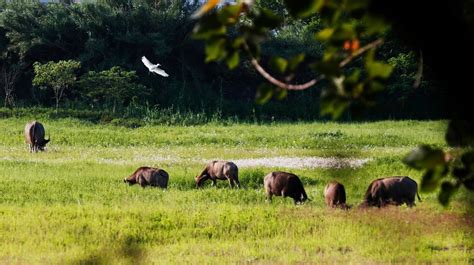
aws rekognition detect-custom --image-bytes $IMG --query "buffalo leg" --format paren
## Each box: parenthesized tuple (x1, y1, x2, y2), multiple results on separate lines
(406, 198, 415, 208)
(228, 178, 235, 188)
(266, 192, 273, 203)
(211, 178, 217, 187)
(234, 178, 241, 189)
(377, 198, 385, 208)
(138, 175, 146, 188)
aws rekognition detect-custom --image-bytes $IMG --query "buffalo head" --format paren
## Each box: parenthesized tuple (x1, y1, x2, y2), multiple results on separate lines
(36, 137, 50, 151)
(195, 174, 207, 187)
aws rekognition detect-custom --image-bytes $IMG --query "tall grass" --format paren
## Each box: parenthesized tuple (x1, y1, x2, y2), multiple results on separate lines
(0, 106, 235, 127)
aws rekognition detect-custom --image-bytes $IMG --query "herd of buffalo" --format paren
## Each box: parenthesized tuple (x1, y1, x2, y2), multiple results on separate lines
(25, 121, 422, 208)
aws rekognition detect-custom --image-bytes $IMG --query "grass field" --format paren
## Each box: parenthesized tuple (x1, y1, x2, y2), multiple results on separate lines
(0, 117, 472, 264)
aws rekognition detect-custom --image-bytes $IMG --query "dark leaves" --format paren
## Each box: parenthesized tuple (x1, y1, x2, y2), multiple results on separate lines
(253, 9, 282, 29)
(320, 86, 350, 119)
(193, 12, 226, 40)
(453, 151, 474, 191)
(284, 0, 323, 18)
(255, 83, 274, 105)
(226, 50, 240, 69)
(255, 84, 288, 104)
(420, 169, 444, 192)
(438, 182, 457, 206)
(405, 147, 474, 205)
(464, 178, 474, 191)
(404, 145, 448, 194)
(365, 49, 393, 79)
(205, 37, 226, 62)
(366, 61, 393, 79)
(461, 151, 474, 172)
(403, 145, 446, 170)
(446, 120, 474, 147)
(218, 4, 243, 24)
(269, 56, 288, 74)
(287, 54, 305, 72)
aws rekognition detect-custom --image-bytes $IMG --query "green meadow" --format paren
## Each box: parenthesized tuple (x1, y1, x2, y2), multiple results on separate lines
(0, 117, 472, 263)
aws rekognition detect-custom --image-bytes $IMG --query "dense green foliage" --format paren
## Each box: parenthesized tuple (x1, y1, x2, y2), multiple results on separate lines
(79, 66, 149, 113)
(0, 118, 472, 263)
(33, 60, 81, 109)
(0, 0, 444, 119)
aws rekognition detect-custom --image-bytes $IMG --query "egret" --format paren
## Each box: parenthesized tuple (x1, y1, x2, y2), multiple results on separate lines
(141, 56, 169, 77)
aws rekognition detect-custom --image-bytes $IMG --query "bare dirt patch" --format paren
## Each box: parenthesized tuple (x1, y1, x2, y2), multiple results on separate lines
(232, 156, 371, 169)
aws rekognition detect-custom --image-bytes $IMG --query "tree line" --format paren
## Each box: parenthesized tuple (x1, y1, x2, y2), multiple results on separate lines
(0, 0, 446, 120)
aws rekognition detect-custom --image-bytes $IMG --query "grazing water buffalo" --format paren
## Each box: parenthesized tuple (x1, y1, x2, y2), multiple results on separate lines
(24, 121, 50, 152)
(195, 161, 240, 188)
(361, 176, 421, 208)
(264, 171, 308, 204)
(324, 181, 348, 209)
(124, 167, 169, 188)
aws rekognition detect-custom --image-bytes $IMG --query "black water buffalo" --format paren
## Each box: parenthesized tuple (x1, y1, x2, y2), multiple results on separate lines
(264, 171, 308, 204)
(124, 167, 169, 188)
(24, 121, 50, 152)
(195, 161, 240, 188)
(324, 181, 348, 209)
(361, 176, 421, 207)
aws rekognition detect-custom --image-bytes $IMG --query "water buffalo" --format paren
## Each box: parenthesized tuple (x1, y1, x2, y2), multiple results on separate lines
(324, 181, 348, 209)
(195, 161, 240, 188)
(361, 176, 421, 207)
(24, 121, 50, 152)
(264, 171, 308, 204)
(124, 167, 169, 188)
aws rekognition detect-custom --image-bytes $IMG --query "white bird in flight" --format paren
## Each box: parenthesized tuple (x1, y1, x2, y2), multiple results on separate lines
(141, 56, 169, 77)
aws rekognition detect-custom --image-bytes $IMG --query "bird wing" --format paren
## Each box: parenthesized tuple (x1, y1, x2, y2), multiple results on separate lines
(141, 56, 159, 69)
(151, 67, 169, 77)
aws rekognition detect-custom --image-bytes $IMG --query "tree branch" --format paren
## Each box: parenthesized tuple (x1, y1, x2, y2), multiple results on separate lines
(249, 58, 323, 91)
(339, 38, 384, 67)
(413, 50, 423, 88)
(246, 38, 384, 91)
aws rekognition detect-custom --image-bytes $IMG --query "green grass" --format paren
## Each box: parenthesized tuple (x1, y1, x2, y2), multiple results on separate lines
(0, 117, 472, 264)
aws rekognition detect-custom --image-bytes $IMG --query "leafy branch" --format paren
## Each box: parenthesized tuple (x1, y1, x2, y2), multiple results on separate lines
(246, 38, 385, 91)
(404, 120, 474, 206)
(192, 1, 392, 117)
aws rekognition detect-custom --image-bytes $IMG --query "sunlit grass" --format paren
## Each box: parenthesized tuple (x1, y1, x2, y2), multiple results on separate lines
(0, 117, 472, 263)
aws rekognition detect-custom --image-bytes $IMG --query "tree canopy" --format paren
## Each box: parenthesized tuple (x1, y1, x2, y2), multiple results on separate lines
(79, 66, 149, 113)
(33, 60, 81, 110)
